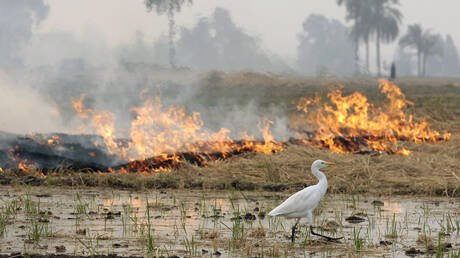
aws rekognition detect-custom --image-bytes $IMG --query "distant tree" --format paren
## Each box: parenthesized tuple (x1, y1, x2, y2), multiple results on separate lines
(297, 14, 355, 76)
(115, 31, 157, 65)
(175, 8, 283, 72)
(399, 24, 442, 76)
(429, 35, 460, 76)
(144, 0, 192, 68)
(371, 0, 402, 77)
(337, 0, 402, 76)
(337, 0, 372, 73)
(176, 18, 219, 69)
(398, 24, 423, 76)
(211, 8, 274, 71)
(351, 14, 373, 73)
(337, 0, 360, 72)
(441, 35, 460, 76)
(394, 47, 414, 76)
(420, 32, 442, 76)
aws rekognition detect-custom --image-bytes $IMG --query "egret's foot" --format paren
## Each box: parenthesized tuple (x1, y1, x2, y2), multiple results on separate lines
(291, 218, 300, 243)
(291, 224, 297, 243)
(310, 226, 343, 241)
(291, 224, 298, 243)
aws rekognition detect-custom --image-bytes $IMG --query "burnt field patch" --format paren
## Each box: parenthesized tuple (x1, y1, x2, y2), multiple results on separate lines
(1, 77, 459, 196)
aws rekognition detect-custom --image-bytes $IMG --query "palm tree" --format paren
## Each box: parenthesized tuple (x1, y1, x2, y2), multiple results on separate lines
(337, 0, 364, 73)
(399, 24, 442, 76)
(349, 3, 373, 73)
(337, 0, 402, 75)
(420, 32, 442, 76)
(372, 0, 402, 77)
(145, 0, 192, 68)
(398, 24, 423, 76)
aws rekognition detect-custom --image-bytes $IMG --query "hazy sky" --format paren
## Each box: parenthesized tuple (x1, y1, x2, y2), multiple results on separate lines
(38, 0, 460, 65)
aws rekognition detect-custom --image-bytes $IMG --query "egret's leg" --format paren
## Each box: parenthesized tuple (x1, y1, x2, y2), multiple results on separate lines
(306, 212, 314, 225)
(307, 211, 342, 240)
(309, 225, 344, 241)
(291, 218, 300, 243)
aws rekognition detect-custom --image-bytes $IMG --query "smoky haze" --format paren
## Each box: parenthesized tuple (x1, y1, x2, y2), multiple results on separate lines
(0, 0, 65, 133)
(1, 0, 460, 138)
(0, 1, 294, 138)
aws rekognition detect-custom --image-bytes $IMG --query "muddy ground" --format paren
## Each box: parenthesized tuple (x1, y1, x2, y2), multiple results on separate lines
(0, 186, 459, 257)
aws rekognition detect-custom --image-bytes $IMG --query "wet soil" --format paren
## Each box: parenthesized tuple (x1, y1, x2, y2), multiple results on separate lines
(0, 186, 458, 257)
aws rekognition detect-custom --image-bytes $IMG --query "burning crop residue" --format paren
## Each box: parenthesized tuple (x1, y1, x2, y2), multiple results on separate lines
(291, 80, 450, 155)
(71, 94, 284, 172)
(72, 80, 450, 170)
(1, 80, 451, 174)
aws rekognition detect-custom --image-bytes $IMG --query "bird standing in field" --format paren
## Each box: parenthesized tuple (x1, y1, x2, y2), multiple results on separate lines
(268, 159, 342, 242)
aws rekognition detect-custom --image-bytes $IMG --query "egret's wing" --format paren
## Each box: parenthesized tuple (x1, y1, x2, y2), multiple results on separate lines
(268, 186, 317, 217)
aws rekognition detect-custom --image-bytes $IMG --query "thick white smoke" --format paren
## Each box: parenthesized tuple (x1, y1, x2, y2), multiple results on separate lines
(0, 72, 65, 134)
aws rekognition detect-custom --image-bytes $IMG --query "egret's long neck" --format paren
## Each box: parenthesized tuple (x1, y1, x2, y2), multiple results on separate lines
(312, 166, 328, 187)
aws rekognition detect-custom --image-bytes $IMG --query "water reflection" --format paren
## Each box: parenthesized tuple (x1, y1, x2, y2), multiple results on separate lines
(0, 187, 458, 258)
(383, 200, 403, 214)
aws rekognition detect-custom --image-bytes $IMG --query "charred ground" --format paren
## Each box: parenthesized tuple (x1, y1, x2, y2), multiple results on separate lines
(1, 75, 459, 196)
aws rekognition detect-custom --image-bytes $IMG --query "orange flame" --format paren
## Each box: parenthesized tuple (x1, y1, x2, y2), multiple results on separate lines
(72, 94, 120, 155)
(18, 159, 36, 173)
(67, 80, 451, 173)
(72, 94, 283, 171)
(47, 135, 60, 145)
(10, 80, 452, 175)
(293, 80, 450, 154)
(71, 94, 90, 119)
(241, 120, 285, 154)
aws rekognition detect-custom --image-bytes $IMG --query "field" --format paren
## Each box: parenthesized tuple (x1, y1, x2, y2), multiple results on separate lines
(0, 75, 459, 257)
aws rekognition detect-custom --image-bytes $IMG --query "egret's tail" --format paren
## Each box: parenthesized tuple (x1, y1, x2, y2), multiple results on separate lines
(268, 207, 282, 217)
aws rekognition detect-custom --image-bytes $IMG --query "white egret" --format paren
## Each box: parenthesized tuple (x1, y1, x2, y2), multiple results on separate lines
(268, 159, 342, 242)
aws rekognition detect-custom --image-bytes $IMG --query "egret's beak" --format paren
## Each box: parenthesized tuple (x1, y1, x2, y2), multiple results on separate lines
(324, 161, 336, 166)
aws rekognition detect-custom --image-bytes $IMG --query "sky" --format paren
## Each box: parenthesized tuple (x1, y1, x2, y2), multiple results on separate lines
(37, 0, 460, 66)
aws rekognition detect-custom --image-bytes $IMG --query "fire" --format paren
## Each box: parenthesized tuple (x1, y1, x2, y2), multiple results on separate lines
(128, 96, 232, 158)
(241, 120, 285, 154)
(72, 94, 120, 155)
(6, 147, 37, 173)
(66, 80, 451, 173)
(47, 135, 60, 145)
(71, 94, 284, 172)
(71, 94, 90, 119)
(3, 80, 451, 174)
(91, 111, 118, 152)
(293, 80, 450, 154)
(18, 159, 35, 173)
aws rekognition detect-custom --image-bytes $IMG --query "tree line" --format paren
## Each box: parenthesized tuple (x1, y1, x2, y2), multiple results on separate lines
(337, 0, 451, 77)
(144, 0, 459, 77)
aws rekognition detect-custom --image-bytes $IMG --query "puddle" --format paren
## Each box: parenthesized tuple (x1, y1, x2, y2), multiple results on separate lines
(0, 186, 459, 257)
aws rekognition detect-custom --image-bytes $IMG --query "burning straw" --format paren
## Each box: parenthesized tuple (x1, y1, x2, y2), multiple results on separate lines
(291, 79, 450, 155)
(2, 80, 450, 174)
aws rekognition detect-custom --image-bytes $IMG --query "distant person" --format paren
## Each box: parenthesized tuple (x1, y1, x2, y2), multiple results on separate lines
(390, 62, 396, 81)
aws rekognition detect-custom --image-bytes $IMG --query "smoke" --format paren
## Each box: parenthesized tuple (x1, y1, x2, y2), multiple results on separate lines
(0, 0, 63, 134)
(174, 7, 290, 72)
(0, 72, 64, 134)
(116, 7, 292, 73)
(0, 0, 49, 68)
(426, 34, 460, 76)
(1, 4, 289, 141)
(297, 14, 355, 76)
